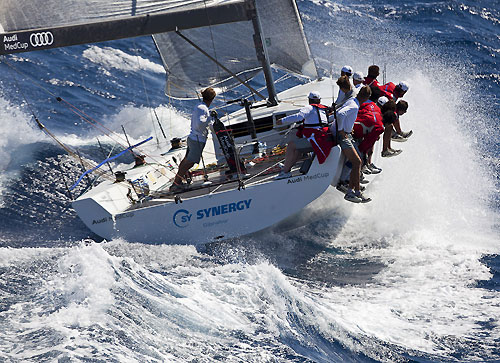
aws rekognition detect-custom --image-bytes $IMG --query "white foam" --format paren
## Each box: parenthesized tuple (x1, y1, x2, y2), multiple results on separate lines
(0, 98, 43, 171)
(362, 70, 498, 247)
(0, 97, 46, 205)
(82, 45, 165, 74)
(298, 1, 500, 358)
(57, 104, 190, 148)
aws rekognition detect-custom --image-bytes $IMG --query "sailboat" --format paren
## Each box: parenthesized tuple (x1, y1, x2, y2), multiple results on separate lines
(0, 0, 345, 245)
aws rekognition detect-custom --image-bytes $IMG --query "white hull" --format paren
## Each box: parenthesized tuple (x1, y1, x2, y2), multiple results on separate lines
(73, 147, 342, 245)
(73, 78, 346, 245)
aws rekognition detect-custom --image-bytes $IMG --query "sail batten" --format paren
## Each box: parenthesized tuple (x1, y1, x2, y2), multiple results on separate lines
(0, 0, 250, 55)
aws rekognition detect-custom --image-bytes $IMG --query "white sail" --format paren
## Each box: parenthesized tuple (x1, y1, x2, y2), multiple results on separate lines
(0, 0, 248, 55)
(153, 0, 318, 99)
(258, 0, 317, 78)
(0, 0, 241, 31)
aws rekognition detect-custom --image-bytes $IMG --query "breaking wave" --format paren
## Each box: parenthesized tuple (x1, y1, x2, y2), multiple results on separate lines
(0, 0, 498, 361)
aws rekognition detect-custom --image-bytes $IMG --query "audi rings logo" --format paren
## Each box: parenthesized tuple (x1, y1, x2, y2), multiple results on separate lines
(30, 32, 54, 47)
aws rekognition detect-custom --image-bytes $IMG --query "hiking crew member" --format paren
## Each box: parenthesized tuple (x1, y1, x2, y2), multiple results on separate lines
(333, 85, 372, 203)
(353, 98, 385, 170)
(379, 81, 409, 101)
(364, 65, 382, 88)
(276, 91, 333, 179)
(335, 75, 355, 109)
(352, 71, 365, 90)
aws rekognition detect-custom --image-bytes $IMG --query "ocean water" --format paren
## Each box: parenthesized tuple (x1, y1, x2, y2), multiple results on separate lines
(0, 0, 499, 361)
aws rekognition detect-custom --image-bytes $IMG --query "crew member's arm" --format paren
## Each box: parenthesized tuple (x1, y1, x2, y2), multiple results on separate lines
(276, 108, 306, 126)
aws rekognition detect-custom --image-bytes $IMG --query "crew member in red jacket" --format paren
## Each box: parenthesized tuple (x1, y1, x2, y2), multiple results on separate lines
(352, 99, 384, 172)
(363, 65, 382, 88)
(379, 81, 409, 101)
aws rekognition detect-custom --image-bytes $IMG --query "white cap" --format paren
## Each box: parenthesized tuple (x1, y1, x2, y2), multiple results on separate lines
(398, 81, 409, 92)
(377, 96, 389, 106)
(308, 91, 321, 100)
(353, 71, 364, 81)
(341, 65, 353, 75)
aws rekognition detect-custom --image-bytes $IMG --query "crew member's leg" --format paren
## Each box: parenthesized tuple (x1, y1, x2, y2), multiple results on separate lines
(382, 125, 392, 152)
(173, 158, 194, 185)
(342, 146, 361, 192)
(282, 141, 301, 173)
(172, 138, 205, 187)
(393, 118, 403, 135)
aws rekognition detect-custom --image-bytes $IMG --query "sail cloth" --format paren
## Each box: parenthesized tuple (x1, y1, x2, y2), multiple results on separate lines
(257, 0, 317, 79)
(0, 0, 318, 97)
(154, 22, 262, 99)
(0, 0, 249, 55)
(154, 0, 318, 99)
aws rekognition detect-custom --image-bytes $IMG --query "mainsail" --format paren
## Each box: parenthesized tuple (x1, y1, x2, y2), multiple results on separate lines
(154, 0, 318, 99)
(0, 0, 317, 100)
(0, 0, 249, 54)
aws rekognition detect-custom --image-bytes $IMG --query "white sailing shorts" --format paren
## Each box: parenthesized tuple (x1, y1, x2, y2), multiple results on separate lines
(186, 137, 206, 163)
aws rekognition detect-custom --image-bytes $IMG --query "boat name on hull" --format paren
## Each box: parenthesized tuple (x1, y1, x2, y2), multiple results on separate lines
(173, 199, 252, 228)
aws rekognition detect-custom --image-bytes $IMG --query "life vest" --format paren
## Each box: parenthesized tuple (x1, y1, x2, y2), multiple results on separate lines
(364, 76, 380, 87)
(306, 104, 329, 127)
(294, 104, 335, 163)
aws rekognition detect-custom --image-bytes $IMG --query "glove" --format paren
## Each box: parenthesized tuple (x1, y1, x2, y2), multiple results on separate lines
(210, 110, 218, 118)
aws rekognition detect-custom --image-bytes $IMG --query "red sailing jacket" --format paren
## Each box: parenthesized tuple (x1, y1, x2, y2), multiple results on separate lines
(379, 82, 396, 100)
(295, 104, 334, 164)
(296, 126, 334, 164)
(352, 101, 384, 154)
(364, 76, 381, 87)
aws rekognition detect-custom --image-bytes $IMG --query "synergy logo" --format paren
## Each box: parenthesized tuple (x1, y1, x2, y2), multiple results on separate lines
(172, 199, 252, 228)
(173, 209, 192, 228)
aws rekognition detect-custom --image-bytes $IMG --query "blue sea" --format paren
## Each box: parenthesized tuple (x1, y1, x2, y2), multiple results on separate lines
(0, 0, 499, 361)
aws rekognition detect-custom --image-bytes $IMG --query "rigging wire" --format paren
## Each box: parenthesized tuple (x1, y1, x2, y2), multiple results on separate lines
(131, 39, 167, 145)
(2, 57, 116, 185)
(202, 0, 247, 184)
(1, 56, 173, 184)
(2, 57, 165, 160)
(134, 40, 157, 142)
(2, 58, 129, 148)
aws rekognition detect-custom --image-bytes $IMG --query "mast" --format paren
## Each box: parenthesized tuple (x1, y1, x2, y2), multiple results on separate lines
(248, 0, 278, 106)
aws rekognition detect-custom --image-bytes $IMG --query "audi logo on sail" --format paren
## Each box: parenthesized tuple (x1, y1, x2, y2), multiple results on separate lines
(29, 32, 54, 47)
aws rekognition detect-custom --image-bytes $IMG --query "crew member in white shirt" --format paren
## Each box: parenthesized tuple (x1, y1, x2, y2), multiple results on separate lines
(335, 75, 355, 109)
(336, 65, 353, 106)
(170, 87, 216, 192)
(352, 71, 364, 89)
(333, 85, 372, 203)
